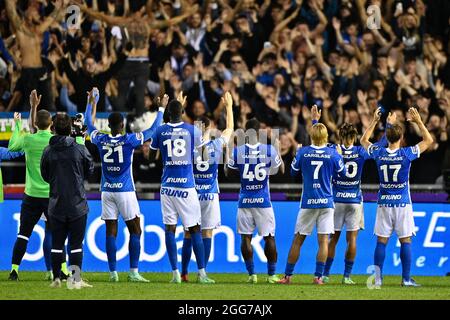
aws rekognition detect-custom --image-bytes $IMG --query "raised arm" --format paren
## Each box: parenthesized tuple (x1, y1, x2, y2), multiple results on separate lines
(80, 3, 128, 26)
(84, 88, 99, 135)
(408, 107, 434, 153)
(142, 94, 169, 141)
(5, 0, 23, 32)
(150, 5, 198, 29)
(28, 90, 41, 134)
(8, 113, 26, 152)
(311, 104, 321, 125)
(37, 0, 66, 34)
(360, 107, 382, 150)
(221, 92, 234, 142)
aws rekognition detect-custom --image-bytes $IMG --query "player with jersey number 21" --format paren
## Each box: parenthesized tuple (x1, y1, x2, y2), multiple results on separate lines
(85, 88, 167, 283)
(361, 106, 434, 288)
(278, 105, 346, 285)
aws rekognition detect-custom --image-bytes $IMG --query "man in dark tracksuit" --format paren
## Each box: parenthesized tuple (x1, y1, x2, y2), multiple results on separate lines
(41, 114, 94, 289)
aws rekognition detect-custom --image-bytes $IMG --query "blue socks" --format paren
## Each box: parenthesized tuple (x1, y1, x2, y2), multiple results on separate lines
(323, 257, 333, 277)
(106, 235, 117, 272)
(203, 238, 212, 267)
(43, 229, 52, 271)
(374, 242, 386, 279)
(245, 259, 255, 275)
(344, 259, 354, 278)
(400, 242, 412, 282)
(181, 236, 213, 275)
(165, 231, 178, 270)
(129, 234, 141, 270)
(285, 263, 295, 276)
(268, 262, 276, 276)
(181, 237, 192, 275)
(191, 231, 205, 270)
(314, 261, 325, 278)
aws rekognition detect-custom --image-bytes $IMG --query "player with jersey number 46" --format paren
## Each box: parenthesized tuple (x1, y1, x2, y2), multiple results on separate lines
(360, 106, 434, 288)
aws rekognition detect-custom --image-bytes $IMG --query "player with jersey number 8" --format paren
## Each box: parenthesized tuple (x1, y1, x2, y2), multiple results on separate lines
(180, 92, 234, 282)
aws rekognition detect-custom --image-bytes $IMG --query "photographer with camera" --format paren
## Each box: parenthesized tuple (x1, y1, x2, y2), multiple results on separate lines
(41, 114, 94, 289)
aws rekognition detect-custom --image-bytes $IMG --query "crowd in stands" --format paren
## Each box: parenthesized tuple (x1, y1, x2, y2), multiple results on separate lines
(0, 0, 449, 185)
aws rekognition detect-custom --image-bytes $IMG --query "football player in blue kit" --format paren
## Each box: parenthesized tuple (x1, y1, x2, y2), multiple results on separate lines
(226, 118, 284, 284)
(150, 92, 215, 284)
(180, 92, 234, 282)
(323, 112, 394, 285)
(361, 107, 433, 287)
(85, 88, 167, 282)
(279, 105, 345, 285)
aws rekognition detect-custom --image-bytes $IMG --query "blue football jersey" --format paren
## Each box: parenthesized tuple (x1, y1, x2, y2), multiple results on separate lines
(91, 130, 144, 192)
(150, 122, 203, 188)
(332, 145, 370, 203)
(368, 144, 420, 205)
(228, 143, 281, 208)
(193, 137, 226, 194)
(292, 145, 345, 209)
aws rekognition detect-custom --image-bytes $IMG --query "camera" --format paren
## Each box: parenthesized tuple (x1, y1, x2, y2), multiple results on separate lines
(71, 113, 87, 138)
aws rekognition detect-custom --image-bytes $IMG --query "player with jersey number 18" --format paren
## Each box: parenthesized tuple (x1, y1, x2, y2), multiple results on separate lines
(361, 106, 434, 288)
(150, 92, 215, 284)
(85, 88, 167, 283)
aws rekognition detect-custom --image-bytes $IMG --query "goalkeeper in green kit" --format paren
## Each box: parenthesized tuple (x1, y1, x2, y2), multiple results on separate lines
(7, 90, 70, 281)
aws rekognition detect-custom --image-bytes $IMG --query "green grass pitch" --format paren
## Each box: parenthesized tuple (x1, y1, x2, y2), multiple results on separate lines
(0, 272, 449, 300)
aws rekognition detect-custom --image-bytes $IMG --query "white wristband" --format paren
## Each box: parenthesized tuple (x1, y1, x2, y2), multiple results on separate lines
(158, 107, 165, 112)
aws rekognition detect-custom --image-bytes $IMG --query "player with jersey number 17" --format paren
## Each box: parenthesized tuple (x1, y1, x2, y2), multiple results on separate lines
(85, 88, 167, 283)
(361, 106, 434, 288)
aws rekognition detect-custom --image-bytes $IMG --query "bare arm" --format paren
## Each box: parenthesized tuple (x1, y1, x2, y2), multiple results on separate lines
(310, 1, 327, 38)
(81, 4, 128, 26)
(221, 92, 234, 141)
(150, 6, 198, 29)
(146, 0, 154, 19)
(361, 107, 382, 150)
(408, 107, 434, 153)
(28, 90, 41, 134)
(5, 0, 23, 32)
(37, 0, 66, 34)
